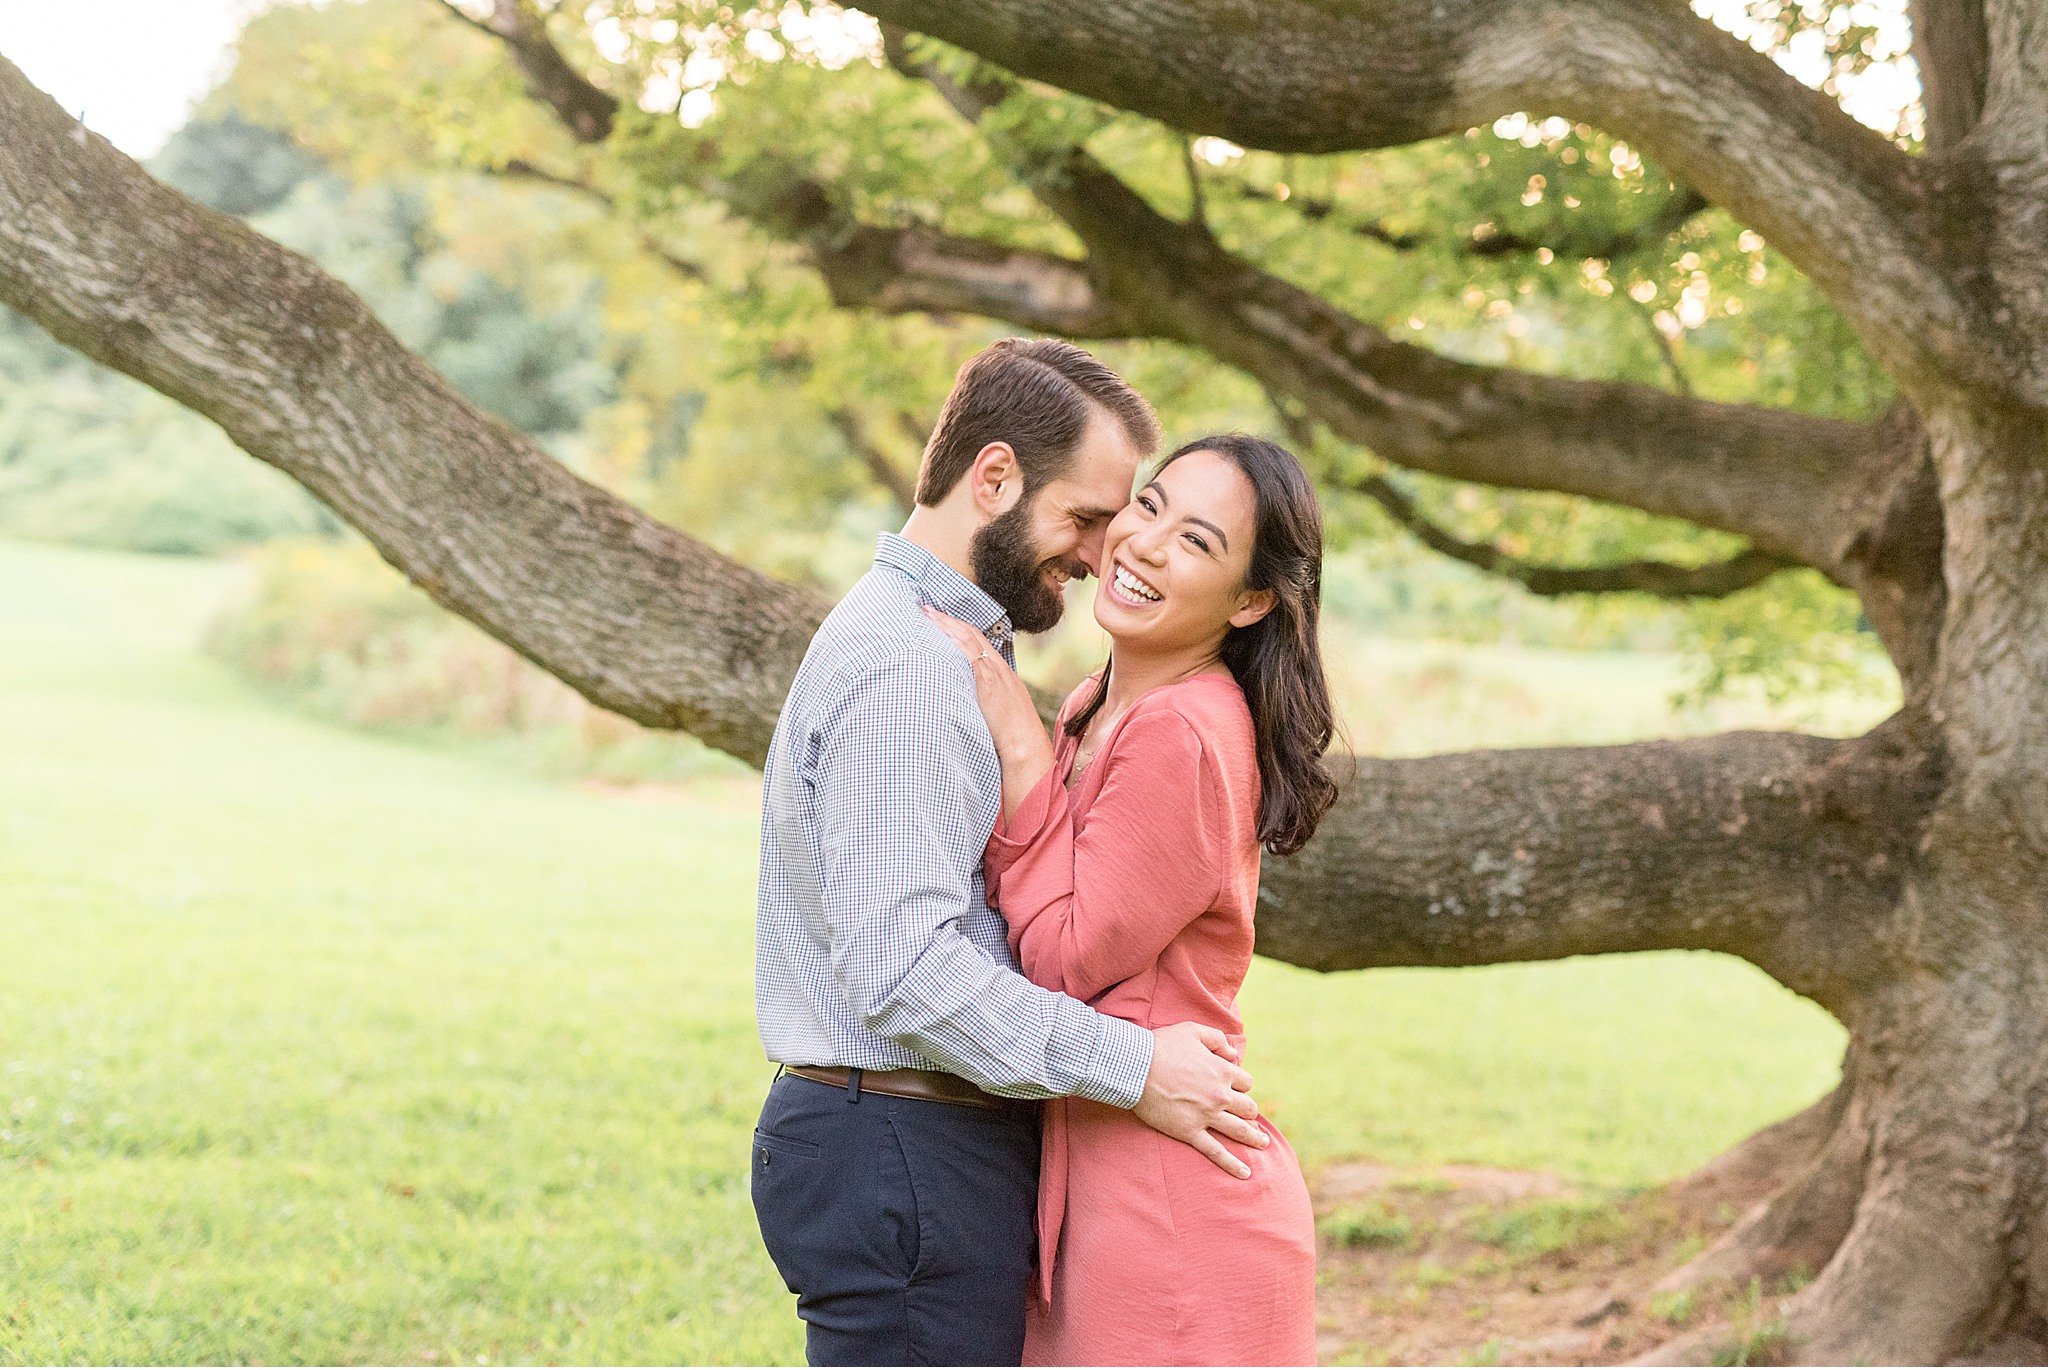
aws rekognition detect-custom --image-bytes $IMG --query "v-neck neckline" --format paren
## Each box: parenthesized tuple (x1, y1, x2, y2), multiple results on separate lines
(1058, 670, 1235, 786)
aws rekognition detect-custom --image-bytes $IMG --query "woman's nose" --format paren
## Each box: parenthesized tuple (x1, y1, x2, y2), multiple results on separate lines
(1128, 527, 1169, 563)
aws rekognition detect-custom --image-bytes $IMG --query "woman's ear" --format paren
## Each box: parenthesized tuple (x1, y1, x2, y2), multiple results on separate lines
(1228, 588, 1277, 629)
(968, 442, 1021, 517)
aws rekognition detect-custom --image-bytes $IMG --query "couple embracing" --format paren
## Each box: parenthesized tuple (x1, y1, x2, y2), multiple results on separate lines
(750, 338, 1339, 1367)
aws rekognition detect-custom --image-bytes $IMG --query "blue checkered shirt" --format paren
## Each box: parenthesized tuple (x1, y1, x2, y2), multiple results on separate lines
(753, 532, 1154, 1107)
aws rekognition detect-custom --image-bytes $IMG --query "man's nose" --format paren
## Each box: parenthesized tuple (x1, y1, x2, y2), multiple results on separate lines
(1076, 526, 1109, 577)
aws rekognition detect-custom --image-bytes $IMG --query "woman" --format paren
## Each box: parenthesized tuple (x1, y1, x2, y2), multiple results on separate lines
(924, 433, 1339, 1366)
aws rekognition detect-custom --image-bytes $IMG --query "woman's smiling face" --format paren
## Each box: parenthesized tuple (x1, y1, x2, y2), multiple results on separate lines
(1093, 447, 1273, 651)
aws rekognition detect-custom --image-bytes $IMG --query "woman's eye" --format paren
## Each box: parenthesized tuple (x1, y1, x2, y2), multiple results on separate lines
(1185, 533, 1209, 553)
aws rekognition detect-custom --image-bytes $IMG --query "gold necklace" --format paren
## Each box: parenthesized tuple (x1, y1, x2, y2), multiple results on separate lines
(1068, 715, 1116, 776)
(1069, 659, 1220, 777)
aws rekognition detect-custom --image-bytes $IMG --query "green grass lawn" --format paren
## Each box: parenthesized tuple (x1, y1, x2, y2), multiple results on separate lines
(0, 539, 1845, 1364)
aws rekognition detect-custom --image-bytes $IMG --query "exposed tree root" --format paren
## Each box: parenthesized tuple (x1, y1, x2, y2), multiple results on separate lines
(1613, 1097, 1865, 1366)
(1660, 1087, 1845, 1222)
(1635, 958, 2038, 1366)
(1648, 1085, 1867, 1301)
(1568, 1085, 1852, 1344)
(1784, 970, 2025, 1360)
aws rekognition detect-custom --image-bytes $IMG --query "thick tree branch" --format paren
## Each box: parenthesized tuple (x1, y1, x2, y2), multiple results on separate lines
(811, 221, 1140, 337)
(1982, 0, 2048, 157)
(1347, 470, 1793, 598)
(1980, 4, 2048, 365)
(858, 0, 2010, 398)
(1266, 390, 1790, 598)
(1257, 720, 1938, 1015)
(464, 11, 1942, 660)
(879, 40, 1921, 606)
(1912, 0, 1989, 151)
(915, 62, 1894, 587)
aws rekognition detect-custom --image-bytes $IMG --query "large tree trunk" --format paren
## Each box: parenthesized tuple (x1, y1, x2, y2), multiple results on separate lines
(1606, 420, 2048, 1368)
(1772, 406, 2048, 1363)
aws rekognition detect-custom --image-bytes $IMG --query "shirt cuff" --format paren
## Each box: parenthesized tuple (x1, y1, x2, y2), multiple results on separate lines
(1068, 1013, 1153, 1111)
(984, 765, 1068, 878)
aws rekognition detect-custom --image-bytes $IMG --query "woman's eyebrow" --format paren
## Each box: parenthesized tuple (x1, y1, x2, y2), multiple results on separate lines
(1148, 480, 1228, 550)
(1185, 516, 1229, 552)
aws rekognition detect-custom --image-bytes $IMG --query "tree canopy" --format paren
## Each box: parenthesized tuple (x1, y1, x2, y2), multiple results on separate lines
(196, 0, 1903, 698)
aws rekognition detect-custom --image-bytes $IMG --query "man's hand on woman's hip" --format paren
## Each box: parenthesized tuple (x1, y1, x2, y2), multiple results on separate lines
(1133, 1021, 1269, 1179)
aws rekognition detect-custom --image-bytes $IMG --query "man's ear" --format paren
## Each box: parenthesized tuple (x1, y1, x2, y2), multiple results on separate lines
(968, 442, 1022, 517)
(1228, 588, 1277, 630)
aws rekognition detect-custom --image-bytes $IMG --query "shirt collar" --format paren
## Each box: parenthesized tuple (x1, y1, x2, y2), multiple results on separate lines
(874, 531, 1014, 651)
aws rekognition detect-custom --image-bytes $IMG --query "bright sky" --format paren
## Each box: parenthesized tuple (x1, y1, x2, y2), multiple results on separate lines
(0, 0, 257, 157)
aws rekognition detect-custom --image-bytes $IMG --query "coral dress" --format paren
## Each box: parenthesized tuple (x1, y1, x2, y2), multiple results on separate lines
(983, 673, 1317, 1367)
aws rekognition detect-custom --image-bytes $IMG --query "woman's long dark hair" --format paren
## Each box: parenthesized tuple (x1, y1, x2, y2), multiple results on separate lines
(1067, 433, 1339, 856)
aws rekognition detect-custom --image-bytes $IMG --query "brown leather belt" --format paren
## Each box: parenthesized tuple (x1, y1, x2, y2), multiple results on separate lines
(781, 1064, 1033, 1116)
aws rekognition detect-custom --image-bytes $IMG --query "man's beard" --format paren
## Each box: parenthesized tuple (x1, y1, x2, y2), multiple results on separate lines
(969, 499, 1079, 635)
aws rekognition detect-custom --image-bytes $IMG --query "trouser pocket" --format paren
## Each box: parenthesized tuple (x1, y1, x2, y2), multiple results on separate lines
(749, 1112, 837, 1294)
(748, 1075, 1037, 1366)
(748, 1078, 920, 1310)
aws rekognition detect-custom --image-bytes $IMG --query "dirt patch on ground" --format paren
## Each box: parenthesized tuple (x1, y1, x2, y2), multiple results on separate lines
(1311, 1157, 1801, 1366)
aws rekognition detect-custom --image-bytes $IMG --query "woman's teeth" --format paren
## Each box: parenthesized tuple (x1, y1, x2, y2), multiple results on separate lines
(1113, 565, 1162, 603)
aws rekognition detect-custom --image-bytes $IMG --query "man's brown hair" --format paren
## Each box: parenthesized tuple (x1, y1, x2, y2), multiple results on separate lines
(914, 339, 1161, 507)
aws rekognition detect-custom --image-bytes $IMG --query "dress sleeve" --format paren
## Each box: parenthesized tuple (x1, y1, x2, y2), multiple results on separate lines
(983, 705, 1229, 1003)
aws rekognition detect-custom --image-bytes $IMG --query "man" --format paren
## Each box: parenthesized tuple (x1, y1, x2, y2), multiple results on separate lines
(751, 339, 1268, 1366)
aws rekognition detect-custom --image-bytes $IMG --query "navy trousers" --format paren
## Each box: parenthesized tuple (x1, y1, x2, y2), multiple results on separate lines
(750, 1071, 1040, 1366)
